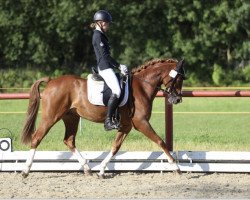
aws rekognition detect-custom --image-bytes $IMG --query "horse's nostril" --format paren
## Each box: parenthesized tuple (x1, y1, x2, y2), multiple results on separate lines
(176, 98, 182, 103)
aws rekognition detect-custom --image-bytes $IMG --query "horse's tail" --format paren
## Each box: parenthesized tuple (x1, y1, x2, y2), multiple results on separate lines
(21, 77, 50, 145)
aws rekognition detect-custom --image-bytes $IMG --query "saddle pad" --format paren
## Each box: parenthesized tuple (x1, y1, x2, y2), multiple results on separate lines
(87, 74, 129, 107)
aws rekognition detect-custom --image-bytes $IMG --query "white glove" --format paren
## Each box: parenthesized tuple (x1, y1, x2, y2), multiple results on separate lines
(119, 64, 128, 75)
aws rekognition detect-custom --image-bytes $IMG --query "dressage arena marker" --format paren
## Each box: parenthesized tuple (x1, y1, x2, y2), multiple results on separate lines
(1, 151, 250, 173)
(0, 138, 12, 152)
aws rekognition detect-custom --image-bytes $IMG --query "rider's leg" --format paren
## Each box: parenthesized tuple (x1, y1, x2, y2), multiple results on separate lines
(98, 68, 121, 131)
(105, 93, 119, 130)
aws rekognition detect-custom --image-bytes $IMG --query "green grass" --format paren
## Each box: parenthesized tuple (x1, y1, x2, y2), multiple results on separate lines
(0, 97, 250, 151)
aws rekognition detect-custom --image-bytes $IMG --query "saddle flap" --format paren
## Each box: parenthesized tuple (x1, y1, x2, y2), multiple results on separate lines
(87, 74, 105, 105)
(87, 74, 129, 107)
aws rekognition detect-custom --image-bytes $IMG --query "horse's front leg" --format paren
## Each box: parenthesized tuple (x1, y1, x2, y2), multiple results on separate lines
(98, 131, 128, 178)
(133, 119, 180, 172)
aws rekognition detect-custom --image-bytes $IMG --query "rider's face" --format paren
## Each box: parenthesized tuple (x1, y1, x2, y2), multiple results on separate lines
(100, 21, 110, 32)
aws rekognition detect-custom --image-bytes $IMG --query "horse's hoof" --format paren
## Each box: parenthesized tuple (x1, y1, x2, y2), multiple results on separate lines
(84, 169, 93, 176)
(174, 169, 182, 175)
(22, 171, 29, 178)
(97, 173, 105, 179)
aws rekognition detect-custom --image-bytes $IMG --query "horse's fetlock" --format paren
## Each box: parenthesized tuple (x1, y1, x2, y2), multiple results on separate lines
(84, 168, 93, 176)
(83, 163, 90, 170)
(31, 139, 40, 149)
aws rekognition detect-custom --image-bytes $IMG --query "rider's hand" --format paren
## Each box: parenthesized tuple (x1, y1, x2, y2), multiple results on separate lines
(119, 64, 128, 75)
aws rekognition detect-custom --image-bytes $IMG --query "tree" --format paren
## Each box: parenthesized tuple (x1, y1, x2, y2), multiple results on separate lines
(0, 0, 249, 86)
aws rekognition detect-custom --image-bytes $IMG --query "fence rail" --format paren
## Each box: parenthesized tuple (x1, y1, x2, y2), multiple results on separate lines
(1, 90, 250, 151)
(1, 151, 250, 173)
(1, 90, 250, 99)
(1, 91, 250, 173)
(158, 90, 250, 151)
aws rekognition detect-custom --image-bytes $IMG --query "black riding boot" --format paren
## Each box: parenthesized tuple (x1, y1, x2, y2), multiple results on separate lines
(104, 94, 120, 131)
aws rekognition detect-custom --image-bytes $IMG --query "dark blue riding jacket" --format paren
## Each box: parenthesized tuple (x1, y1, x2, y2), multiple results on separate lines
(92, 30, 119, 70)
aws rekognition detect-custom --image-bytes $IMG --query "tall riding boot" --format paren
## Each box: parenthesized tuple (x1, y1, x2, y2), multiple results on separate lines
(104, 94, 120, 131)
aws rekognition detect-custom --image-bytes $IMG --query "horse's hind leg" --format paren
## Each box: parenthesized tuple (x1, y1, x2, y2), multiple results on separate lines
(98, 131, 128, 178)
(22, 149, 36, 178)
(98, 112, 132, 178)
(62, 113, 92, 175)
(22, 119, 57, 178)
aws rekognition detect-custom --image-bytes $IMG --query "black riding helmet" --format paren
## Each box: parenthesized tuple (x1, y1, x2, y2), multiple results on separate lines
(94, 10, 112, 23)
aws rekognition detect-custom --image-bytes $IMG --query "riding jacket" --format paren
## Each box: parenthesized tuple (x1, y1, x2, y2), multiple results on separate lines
(92, 29, 119, 70)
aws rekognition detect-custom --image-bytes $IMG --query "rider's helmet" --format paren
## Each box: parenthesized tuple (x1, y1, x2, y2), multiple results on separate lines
(93, 10, 112, 23)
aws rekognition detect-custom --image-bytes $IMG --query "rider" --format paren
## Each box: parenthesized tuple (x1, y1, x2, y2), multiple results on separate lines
(91, 10, 128, 131)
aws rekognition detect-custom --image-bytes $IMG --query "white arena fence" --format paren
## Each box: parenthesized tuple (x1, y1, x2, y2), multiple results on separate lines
(1, 151, 250, 173)
(1, 91, 250, 173)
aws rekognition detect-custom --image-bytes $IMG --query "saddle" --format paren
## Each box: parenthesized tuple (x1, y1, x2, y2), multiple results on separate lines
(87, 67, 129, 107)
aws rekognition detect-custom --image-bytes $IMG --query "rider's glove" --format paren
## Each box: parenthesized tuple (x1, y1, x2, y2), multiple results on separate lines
(119, 64, 128, 75)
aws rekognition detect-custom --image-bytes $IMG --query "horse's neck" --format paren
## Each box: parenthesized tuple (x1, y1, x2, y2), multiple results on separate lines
(134, 69, 161, 100)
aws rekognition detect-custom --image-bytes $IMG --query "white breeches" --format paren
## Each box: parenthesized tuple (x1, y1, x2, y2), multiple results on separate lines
(98, 68, 121, 98)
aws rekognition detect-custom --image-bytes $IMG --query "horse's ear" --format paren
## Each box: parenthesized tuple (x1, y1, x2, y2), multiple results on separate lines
(176, 58, 185, 71)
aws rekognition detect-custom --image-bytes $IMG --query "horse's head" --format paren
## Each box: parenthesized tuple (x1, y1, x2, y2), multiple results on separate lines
(162, 59, 186, 104)
(132, 58, 186, 104)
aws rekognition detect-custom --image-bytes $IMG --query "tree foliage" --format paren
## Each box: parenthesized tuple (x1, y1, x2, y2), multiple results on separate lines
(0, 0, 249, 86)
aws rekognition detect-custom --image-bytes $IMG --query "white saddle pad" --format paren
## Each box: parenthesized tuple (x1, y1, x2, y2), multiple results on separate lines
(87, 74, 129, 106)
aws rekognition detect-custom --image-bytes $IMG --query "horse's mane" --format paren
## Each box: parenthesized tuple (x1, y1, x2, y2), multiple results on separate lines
(131, 58, 178, 74)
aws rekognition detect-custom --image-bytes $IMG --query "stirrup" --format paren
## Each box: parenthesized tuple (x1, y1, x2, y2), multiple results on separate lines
(104, 118, 119, 131)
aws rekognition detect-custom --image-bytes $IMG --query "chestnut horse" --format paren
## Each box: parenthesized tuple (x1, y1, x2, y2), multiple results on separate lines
(21, 58, 185, 178)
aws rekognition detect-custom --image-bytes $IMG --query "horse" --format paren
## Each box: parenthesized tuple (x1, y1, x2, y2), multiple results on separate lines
(21, 58, 186, 178)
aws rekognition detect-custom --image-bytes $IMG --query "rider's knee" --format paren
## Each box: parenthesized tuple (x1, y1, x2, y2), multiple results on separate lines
(112, 87, 121, 98)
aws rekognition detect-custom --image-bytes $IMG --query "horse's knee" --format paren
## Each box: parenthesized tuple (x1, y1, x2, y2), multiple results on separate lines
(118, 117, 132, 134)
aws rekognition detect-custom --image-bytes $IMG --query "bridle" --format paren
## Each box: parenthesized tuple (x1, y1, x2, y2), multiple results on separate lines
(161, 59, 186, 97)
(163, 69, 186, 96)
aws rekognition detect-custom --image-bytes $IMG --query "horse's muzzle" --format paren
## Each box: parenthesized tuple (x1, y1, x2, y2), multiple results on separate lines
(168, 95, 182, 104)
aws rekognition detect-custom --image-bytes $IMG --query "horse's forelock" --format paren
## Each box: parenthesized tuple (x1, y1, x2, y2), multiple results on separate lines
(132, 58, 177, 74)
